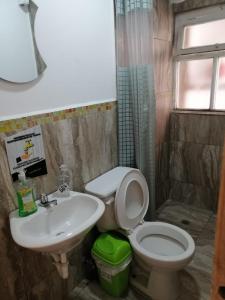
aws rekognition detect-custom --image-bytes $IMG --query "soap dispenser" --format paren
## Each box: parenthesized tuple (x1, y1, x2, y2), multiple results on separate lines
(14, 171, 37, 217)
(57, 165, 72, 197)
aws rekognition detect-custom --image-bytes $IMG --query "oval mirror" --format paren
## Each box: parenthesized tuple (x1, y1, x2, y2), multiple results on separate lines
(0, 0, 46, 83)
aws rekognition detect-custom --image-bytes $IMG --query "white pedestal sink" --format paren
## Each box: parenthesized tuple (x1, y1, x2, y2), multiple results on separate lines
(9, 191, 105, 278)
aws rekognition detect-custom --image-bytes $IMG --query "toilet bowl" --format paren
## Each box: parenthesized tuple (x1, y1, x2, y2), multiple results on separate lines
(129, 222, 195, 300)
(85, 167, 195, 300)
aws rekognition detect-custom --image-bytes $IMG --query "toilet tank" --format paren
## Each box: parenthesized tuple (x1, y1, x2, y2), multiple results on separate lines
(85, 167, 134, 232)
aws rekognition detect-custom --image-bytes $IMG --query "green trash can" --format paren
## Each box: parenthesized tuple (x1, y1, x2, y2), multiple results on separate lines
(92, 232, 132, 297)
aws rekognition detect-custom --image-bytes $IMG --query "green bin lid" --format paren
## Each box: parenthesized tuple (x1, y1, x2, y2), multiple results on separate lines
(92, 232, 132, 266)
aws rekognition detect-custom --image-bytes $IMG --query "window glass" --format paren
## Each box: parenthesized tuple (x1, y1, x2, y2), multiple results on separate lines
(215, 57, 225, 110)
(177, 59, 213, 109)
(183, 19, 225, 49)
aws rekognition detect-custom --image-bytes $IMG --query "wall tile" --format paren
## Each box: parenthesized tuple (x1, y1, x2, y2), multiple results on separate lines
(0, 217, 27, 300)
(170, 180, 218, 211)
(170, 141, 221, 189)
(156, 93, 173, 144)
(0, 102, 116, 134)
(156, 179, 170, 209)
(0, 135, 17, 211)
(154, 1, 174, 208)
(169, 112, 224, 211)
(173, 0, 225, 13)
(154, 0, 173, 41)
(170, 113, 225, 146)
(27, 271, 66, 300)
(71, 108, 117, 186)
(156, 142, 170, 181)
(156, 142, 171, 208)
(20, 249, 55, 289)
(154, 39, 173, 94)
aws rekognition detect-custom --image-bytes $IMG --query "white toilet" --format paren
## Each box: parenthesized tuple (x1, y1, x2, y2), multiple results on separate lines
(85, 167, 195, 300)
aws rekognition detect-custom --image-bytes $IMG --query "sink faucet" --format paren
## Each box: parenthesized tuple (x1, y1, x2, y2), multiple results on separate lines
(39, 193, 57, 208)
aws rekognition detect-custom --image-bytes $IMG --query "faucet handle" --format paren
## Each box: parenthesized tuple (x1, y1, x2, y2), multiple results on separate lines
(40, 193, 48, 204)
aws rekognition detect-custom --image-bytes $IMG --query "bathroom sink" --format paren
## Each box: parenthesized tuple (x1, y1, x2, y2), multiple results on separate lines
(9, 191, 105, 254)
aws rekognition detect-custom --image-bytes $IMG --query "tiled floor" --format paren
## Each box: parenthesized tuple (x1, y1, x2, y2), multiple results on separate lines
(70, 200, 216, 300)
(157, 200, 216, 300)
(69, 280, 149, 300)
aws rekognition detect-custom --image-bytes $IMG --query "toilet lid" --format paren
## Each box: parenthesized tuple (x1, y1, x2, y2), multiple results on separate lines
(115, 170, 149, 231)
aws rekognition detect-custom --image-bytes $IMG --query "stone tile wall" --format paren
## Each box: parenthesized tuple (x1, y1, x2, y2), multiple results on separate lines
(169, 112, 225, 212)
(153, 0, 174, 208)
(173, 0, 225, 13)
(0, 101, 117, 299)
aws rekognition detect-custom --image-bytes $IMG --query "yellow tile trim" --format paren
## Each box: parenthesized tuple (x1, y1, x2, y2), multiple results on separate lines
(0, 101, 116, 133)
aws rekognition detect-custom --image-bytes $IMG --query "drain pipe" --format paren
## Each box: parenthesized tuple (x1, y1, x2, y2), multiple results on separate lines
(51, 253, 69, 279)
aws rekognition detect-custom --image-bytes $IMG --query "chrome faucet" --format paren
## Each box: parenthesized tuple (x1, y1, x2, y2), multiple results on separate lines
(39, 193, 57, 208)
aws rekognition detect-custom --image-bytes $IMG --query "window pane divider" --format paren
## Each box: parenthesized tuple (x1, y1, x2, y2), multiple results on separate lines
(175, 4, 225, 30)
(210, 57, 219, 110)
(174, 62, 180, 109)
(176, 44, 225, 56)
(175, 4, 225, 50)
(175, 49, 225, 62)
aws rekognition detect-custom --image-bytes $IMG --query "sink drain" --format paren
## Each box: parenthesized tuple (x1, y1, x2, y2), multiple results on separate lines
(56, 231, 65, 236)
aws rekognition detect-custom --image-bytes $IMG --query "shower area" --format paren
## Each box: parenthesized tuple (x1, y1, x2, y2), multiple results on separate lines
(153, 113, 220, 300)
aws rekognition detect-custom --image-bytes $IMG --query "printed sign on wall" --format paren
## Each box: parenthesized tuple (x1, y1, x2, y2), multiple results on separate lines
(5, 125, 47, 181)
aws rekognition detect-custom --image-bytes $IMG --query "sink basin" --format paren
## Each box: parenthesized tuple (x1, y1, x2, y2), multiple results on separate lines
(9, 191, 105, 254)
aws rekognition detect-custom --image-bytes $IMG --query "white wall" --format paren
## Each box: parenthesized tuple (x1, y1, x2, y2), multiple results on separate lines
(0, 0, 116, 120)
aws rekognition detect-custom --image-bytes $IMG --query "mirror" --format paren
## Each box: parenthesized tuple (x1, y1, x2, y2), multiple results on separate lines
(0, 0, 46, 83)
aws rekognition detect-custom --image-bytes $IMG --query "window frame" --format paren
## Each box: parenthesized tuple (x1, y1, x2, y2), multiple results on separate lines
(174, 5, 225, 111)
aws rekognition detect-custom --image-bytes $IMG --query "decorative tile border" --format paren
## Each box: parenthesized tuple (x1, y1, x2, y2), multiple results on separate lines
(0, 101, 116, 133)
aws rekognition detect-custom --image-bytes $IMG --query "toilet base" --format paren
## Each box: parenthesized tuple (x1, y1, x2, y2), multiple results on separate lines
(148, 268, 180, 300)
(130, 267, 180, 300)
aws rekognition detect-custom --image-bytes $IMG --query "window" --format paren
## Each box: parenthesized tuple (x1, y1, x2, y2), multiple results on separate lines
(174, 5, 225, 111)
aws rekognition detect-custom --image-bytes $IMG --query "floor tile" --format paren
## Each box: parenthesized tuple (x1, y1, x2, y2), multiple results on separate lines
(157, 199, 213, 241)
(69, 280, 148, 300)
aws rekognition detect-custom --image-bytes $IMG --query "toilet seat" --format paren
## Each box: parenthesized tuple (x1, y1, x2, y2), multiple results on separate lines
(114, 169, 149, 231)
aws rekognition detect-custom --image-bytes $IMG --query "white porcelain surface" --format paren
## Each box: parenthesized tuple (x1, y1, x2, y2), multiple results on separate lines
(85, 167, 196, 300)
(129, 221, 195, 270)
(9, 191, 105, 254)
(85, 166, 133, 198)
(129, 221, 195, 300)
(115, 169, 149, 231)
